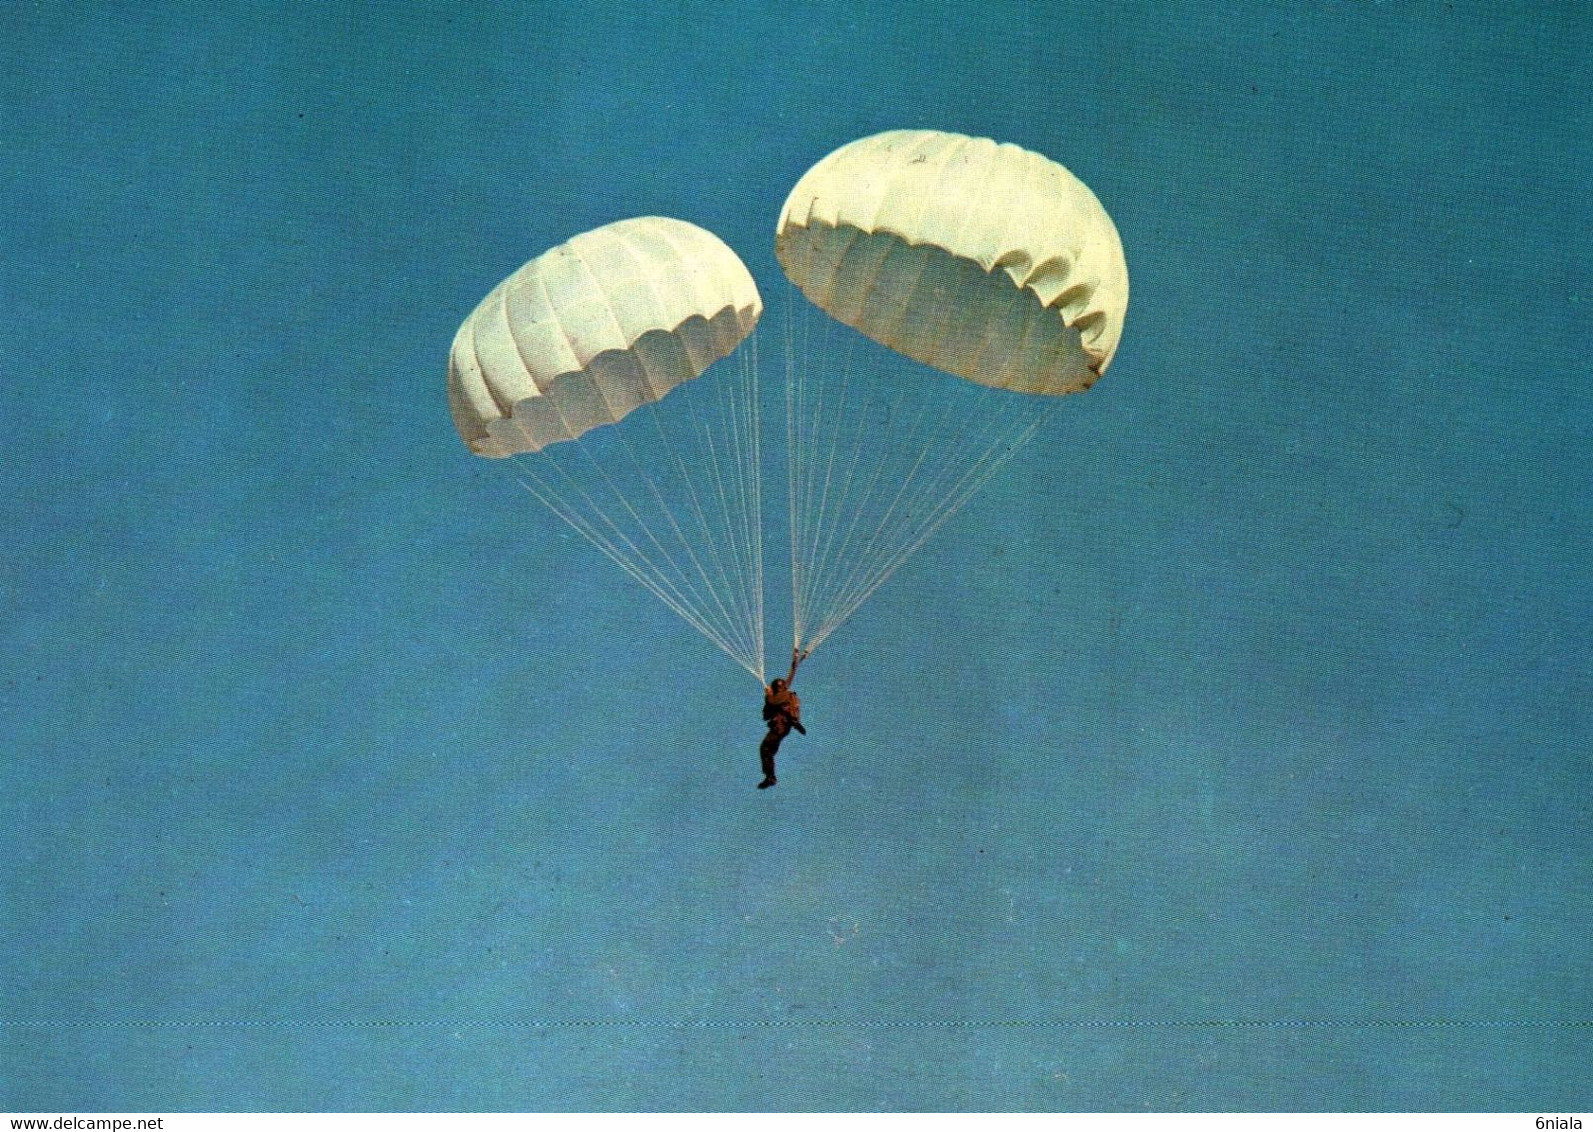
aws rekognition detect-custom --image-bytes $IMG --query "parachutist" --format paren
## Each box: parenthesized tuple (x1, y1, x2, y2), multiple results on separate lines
(758, 647, 809, 789)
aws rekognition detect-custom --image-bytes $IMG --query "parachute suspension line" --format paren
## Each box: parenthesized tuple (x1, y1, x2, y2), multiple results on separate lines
(788, 305, 852, 651)
(785, 283, 816, 651)
(809, 380, 1027, 640)
(576, 419, 745, 658)
(519, 440, 746, 670)
(805, 397, 1054, 652)
(730, 328, 763, 681)
(784, 290, 800, 647)
(506, 338, 768, 683)
(745, 333, 766, 681)
(631, 329, 767, 679)
(630, 395, 753, 675)
(666, 326, 766, 680)
(799, 330, 956, 647)
(728, 331, 763, 681)
(785, 300, 891, 649)
(786, 285, 808, 649)
(509, 462, 751, 673)
(794, 318, 869, 652)
(783, 300, 1056, 655)
(649, 333, 766, 680)
(618, 413, 749, 660)
(788, 301, 840, 651)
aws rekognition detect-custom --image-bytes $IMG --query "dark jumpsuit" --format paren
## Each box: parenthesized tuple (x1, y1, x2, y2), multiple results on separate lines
(760, 686, 802, 780)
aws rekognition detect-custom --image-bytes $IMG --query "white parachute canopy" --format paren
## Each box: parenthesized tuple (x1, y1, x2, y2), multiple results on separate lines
(450, 216, 762, 455)
(450, 217, 769, 679)
(775, 130, 1129, 651)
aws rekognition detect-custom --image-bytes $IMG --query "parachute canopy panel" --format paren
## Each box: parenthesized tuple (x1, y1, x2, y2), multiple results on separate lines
(449, 216, 763, 457)
(775, 130, 1128, 395)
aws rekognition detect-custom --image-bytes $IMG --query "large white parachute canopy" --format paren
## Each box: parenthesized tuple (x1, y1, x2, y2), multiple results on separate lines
(449, 217, 769, 679)
(774, 130, 1129, 652)
(449, 216, 762, 456)
(776, 129, 1128, 395)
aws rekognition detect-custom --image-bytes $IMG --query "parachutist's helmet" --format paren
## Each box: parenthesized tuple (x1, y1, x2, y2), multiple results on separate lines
(770, 679, 787, 692)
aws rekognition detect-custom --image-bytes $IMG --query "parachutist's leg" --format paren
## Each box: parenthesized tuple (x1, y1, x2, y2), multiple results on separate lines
(758, 728, 781, 788)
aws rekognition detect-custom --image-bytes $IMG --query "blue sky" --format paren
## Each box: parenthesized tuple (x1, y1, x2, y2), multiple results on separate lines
(3, 1, 1590, 1111)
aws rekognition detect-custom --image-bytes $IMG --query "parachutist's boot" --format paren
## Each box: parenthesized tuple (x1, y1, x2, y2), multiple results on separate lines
(758, 776, 777, 789)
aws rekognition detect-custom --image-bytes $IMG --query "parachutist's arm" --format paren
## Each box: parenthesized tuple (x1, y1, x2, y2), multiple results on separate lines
(787, 646, 808, 685)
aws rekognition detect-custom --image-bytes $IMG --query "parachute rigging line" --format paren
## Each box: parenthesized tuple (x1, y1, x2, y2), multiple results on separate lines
(511, 336, 766, 682)
(784, 293, 1053, 655)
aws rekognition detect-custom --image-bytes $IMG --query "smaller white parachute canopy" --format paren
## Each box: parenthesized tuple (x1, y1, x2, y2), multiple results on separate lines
(449, 216, 762, 457)
(776, 129, 1128, 395)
